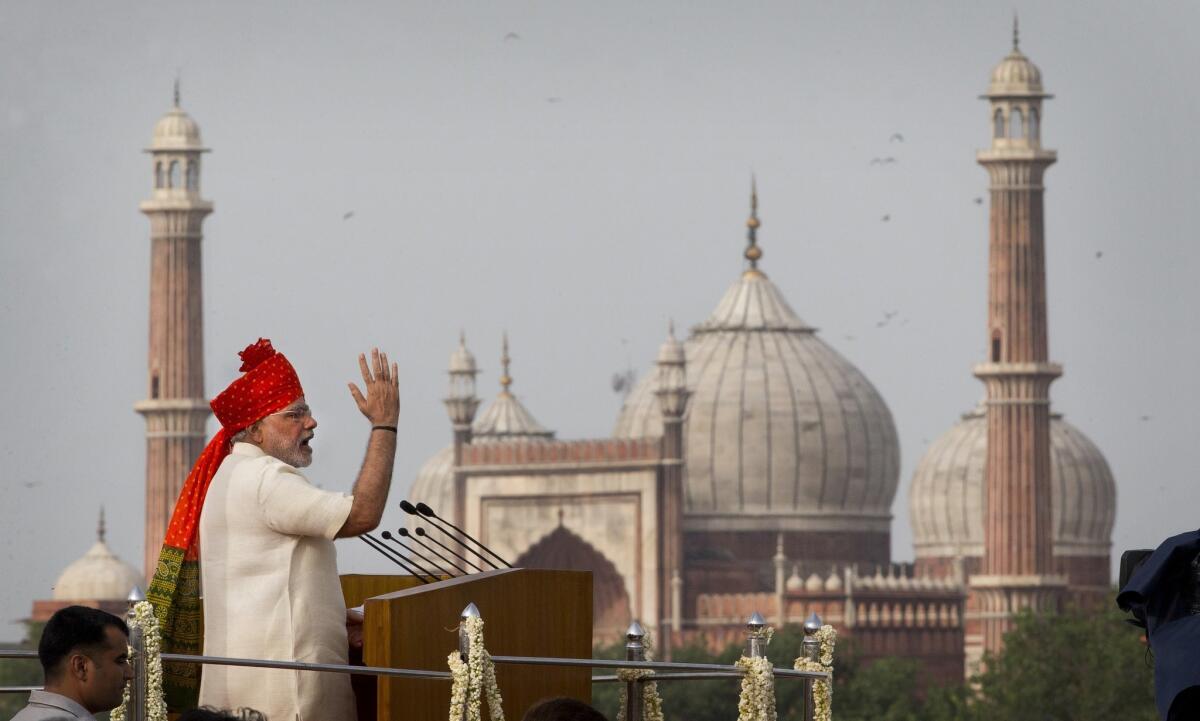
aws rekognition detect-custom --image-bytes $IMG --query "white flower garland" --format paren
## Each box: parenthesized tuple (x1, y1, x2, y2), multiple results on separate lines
(735, 624, 778, 721)
(447, 616, 504, 721)
(111, 601, 168, 721)
(792, 625, 836, 721)
(615, 632, 664, 721)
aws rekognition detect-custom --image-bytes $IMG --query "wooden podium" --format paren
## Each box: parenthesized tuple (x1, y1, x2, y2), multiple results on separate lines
(342, 569, 593, 721)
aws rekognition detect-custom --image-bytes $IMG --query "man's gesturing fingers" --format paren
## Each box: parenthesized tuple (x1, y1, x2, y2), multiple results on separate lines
(350, 349, 400, 425)
(359, 352, 375, 386)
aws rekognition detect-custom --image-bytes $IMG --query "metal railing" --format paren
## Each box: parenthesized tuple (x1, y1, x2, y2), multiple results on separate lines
(1, 601, 830, 721)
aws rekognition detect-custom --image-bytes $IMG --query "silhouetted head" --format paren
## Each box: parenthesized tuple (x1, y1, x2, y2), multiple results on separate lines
(522, 697, 607, 721)
(399, 500, 417, 514)
(399, 528, 412, 537)
(416, 527, 428, 536)
(416, 502, 436, 517)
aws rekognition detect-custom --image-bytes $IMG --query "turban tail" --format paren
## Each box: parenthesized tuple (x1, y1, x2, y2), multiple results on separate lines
(145, 339, 303, 710)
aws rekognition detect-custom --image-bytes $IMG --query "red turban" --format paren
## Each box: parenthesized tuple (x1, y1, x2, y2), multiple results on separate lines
(211, 338, 305, 432)
(147, 338, 305, 710)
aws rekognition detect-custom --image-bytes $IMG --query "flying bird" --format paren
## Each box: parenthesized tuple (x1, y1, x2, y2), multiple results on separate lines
(869, 157, 897, 166)
(1095, 251, 1103, 259)
(881, 214, 891, 222)
(973, 197, 984, 205)
(890, 133, 904, 143)
(504, 32, 521, 41)
(342, 211, 355, 220)
(546, 97, 563, 104)
(1140, 415, 1151, 421)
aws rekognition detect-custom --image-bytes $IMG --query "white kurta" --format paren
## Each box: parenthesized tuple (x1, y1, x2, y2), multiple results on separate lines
(198, 442, 356, 721)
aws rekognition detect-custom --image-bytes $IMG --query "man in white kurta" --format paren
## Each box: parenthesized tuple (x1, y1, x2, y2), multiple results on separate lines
(198, 441, 355, 721)
(184, 344, 401, 721)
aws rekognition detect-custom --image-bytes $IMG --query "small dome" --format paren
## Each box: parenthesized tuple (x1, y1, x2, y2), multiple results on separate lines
(804, 573, 823, 592)
(150, 106, 205, 151)
(472, 391, 554, 439)
(656, 325, 685, 365)
(986, 42, 1048, 98)
(449, 335, 478, 374)
(785, 566, 803, 591)
(910, 406, 1116, 560)
(824, 570, 842, 592)
(53, 516, 142, 600)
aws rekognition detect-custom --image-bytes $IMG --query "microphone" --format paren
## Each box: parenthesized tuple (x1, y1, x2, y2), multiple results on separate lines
(412, 501, 511, 568)
(381, 531, 456, 578)
(360, 534, 432, 583)
(397, 528, 474, 575)
(414, 527, 485, 573)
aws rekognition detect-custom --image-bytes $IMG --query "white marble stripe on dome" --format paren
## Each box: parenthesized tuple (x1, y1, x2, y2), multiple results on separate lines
(778, 331, 829, 509)
(786, 332, 844, 509)
(764, 330, 802, 509)
(1052, 421, 1082, 541)
(955, 418, 986, 544)
(819, 338, 889, 511)
(1058, 421, 1115, 543)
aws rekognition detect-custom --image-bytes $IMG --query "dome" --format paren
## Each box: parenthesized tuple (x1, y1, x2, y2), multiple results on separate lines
(150, 105, 205, 152)
(987, 50, 1044, 96)
(53, 513, 143, 600)
(909, 406, 1116, 560)
(985, 24, 1048, 98)
(613, 268, 900, 532)
(449, 337, 478, 374)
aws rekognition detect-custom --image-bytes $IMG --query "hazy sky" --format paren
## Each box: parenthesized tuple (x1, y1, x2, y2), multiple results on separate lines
(2, 1, 1197, 639)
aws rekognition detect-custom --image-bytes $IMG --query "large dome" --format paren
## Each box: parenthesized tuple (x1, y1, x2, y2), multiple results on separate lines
(53, 513, 143, 601)
(910, 406, 1116, 560)
(613, 268, 900, 533)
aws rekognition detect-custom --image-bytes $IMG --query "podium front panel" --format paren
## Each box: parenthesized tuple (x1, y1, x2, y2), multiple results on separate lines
(362, 568, 592, 721)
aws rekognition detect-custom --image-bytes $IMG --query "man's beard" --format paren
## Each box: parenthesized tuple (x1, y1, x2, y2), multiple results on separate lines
(261, 435, 313, 468)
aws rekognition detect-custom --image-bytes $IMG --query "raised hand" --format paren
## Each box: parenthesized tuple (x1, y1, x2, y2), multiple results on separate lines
(347, 348, 400, 426)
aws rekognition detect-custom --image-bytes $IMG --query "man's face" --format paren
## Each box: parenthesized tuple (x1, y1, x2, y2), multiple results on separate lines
(79, 626, 133, 713)
(257, 397, 318, 468)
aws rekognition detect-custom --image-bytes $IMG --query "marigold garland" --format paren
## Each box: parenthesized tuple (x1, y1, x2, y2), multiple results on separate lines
(792, 624, 836, 721)
(111, 601, 168, 721)
(447, 616, 505, 721)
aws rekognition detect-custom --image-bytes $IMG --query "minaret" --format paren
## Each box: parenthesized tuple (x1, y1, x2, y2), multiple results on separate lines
(445, 332, 480, 528)
(654, 319, 688, 647)
(133, 84, 213, 580)
(969, 20, 1066, 656)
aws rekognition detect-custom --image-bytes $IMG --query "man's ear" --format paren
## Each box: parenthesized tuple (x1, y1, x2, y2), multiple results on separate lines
(68, 652, 89, 682)
(246, 421, 264, 443)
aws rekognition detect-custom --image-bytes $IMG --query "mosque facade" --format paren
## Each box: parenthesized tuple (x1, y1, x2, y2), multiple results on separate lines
(408, 30, 1116, 681)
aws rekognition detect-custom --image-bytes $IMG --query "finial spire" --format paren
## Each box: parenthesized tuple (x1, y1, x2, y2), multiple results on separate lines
(744, 176, 762, 270)
(173, 77, 181, 108)
(668, 318, 676, 339)
(1012, 12, 1020, 51)
(499, 332, 512, 392)
(97, 506, 106, 543)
